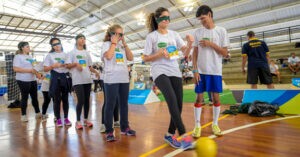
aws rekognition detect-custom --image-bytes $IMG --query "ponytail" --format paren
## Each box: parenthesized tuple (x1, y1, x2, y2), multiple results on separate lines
(146, 13, 158, 33)
(146, 7, 169, 33)
(15, 50, 22, 54)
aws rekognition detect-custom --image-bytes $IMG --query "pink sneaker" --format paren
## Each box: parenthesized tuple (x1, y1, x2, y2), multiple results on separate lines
(56, 119, 63, 127)
(75, 122, 83, 130)
(84, 120, 93, 127)
(64, 118, 72, 126)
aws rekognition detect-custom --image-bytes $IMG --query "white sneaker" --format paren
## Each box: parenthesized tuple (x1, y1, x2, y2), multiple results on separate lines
(42, 114, 48, 122)
(21, 115, 28, 122)
(100, 124, 106, 133)
(113, 121, 120, 128)
(35, 113, 42, 119)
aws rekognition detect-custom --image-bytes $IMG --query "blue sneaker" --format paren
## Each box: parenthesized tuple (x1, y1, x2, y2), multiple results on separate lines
(164, 135, 181, 149)
(181, 135, 193, 150)
(106, 132, 115, 142)
(121, 128, 136, 136)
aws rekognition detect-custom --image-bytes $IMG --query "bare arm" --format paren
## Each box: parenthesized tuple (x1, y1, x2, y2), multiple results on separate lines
(124, 45, 133, 61)
(180, 34, 194, 57)
(13, 67, 34, 73)
(192, 47, 198, 70)
(143, 48, 166, 62)
(210, 43, 228, 57)
(242, 55, 247, 73)
(266, 53, 270, 64)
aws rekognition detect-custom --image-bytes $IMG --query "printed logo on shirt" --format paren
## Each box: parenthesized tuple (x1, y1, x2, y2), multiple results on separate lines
(45, 74, 51, 81)
(79, 59, 87, 67)
(26, 58, 37, 66)
(157, 42, 167, 48)
(166, 45, 179, 60)
(76, 55, 84, 59)
(55, 58, 65, 64)
(116, 52, 124, 64)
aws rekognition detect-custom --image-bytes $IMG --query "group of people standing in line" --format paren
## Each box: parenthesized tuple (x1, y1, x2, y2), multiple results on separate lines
(13, 5, 230, 149)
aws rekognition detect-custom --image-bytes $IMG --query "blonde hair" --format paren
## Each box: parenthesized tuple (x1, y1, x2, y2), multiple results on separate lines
(103, 24, 123, 42)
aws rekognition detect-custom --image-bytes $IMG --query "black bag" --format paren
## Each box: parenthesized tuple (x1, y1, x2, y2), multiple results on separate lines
(7, 99, 21, 108)
(248, 101, 279, 117)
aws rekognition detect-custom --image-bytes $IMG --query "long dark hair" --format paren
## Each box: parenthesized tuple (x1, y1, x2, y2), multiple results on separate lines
(49, 37, 63, 52)
(103, 24, 123, 42)
(146, 7, 169, 33)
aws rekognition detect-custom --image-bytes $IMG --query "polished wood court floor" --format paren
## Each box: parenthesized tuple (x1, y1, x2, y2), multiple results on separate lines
(0, 92, 300, 157)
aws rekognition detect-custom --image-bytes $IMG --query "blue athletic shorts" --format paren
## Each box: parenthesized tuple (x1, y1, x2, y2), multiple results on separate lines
(195, 74, 223, 93)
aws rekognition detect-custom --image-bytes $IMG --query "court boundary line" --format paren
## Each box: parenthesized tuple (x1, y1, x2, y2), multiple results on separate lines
(139, 114, 230, 157)
(163, 115, 300, 157)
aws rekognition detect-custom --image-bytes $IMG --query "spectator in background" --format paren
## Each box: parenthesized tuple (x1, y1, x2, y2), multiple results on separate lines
(242, 31, 274, 89)
(269, 60, 282, 84)
(288, 52, 300, 75)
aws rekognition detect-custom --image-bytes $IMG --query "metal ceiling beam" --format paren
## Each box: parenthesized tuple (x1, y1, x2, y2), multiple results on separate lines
(0, 27, 75, 38)
(109, 0, 300, 47)
(129, 16, 300, 53)
(87, 0, 162, 37)
(57, 0, 88, 18)
(89, 0, 252, 44)
(88, 0, 248, 39)
(70, 0, 122, 24)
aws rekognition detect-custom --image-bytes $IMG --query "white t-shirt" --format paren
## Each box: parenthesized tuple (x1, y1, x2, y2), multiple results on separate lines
(269, 64, 278, 74)
(91, 69, 99, 80)
(143, 30, 185, 81)
(99, 69, 104, 80)
(288, 56, 300, 65)
(66, 48, 93, 86)
(193, 26, 229, 76)
(101, 41, 129, 84)
(43, 52, 69, 73)
(13, 54, 36, 82)
(34, 62, 50, 91)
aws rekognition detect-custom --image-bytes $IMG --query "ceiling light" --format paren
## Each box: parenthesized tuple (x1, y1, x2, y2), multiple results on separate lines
(136, 12, 146, 26)
(102, 25, 109, 30)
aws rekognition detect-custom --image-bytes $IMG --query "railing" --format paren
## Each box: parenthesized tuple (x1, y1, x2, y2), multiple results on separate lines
(229, 25, 300, 49)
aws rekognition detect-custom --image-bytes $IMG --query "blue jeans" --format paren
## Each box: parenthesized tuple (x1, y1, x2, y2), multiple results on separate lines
(104, 83, 129, 133)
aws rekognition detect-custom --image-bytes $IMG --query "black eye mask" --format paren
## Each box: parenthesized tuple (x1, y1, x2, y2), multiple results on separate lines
(156, 16, 170, 24)
(52, 43, 61, 47)
(110, 32, 123, 37)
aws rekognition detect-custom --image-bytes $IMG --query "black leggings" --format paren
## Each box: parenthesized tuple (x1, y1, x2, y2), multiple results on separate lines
(101, 84, 119, 124)
(99, 80, 104, 91)
(155, 75, 185, 135)
(74, 84, 92, 121)
(93, 80, 99, 91)
(42, 91, 52, 115)
(17, 81, 40, 115)
(53, 79, 69, 119)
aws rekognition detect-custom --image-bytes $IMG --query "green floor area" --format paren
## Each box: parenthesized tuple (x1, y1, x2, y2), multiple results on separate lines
(158, 89, 237, 105)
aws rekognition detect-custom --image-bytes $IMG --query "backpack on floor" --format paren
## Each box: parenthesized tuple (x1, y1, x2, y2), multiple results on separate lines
(248, 101, 279, 117)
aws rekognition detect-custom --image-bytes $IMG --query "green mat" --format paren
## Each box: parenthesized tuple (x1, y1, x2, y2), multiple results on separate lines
(158, 89, 236, 105)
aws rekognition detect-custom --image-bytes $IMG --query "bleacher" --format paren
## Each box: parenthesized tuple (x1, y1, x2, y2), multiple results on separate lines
(223, 42, 299, 84)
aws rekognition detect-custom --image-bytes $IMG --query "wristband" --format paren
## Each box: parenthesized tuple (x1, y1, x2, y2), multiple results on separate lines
(192, 69, 198, 73)
(111, 43, 117, 45)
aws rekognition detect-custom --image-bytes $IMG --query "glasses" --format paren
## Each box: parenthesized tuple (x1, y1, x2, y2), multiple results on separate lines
(110, 32, 123, 37)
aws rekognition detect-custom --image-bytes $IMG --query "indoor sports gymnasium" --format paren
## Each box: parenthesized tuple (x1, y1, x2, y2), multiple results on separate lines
(0, 0, 300, 157)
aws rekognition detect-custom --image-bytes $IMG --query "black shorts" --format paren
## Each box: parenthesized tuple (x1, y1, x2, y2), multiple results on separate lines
(271, 73, 277, 77)
(247, 67, 273, 84)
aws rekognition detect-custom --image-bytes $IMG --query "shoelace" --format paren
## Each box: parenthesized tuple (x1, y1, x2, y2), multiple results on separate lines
(171, 136, 180, 144)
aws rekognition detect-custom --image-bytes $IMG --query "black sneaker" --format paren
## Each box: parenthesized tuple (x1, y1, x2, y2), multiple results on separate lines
(106, 132, 115, 142)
